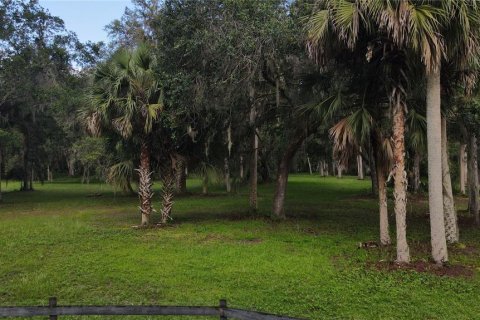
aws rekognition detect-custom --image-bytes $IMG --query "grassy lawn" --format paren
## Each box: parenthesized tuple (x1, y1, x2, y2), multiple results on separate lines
(0, 175, 479, 320)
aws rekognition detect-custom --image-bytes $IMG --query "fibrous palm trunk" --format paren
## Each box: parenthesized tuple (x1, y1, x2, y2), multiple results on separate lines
(392, 87, 410, 263)
(426, 70, 448, 263)
(441, 117, 459, 243)
(160, 163, 175, 225)
(467, 134, 479, 225)
(137, 141, 153, 226)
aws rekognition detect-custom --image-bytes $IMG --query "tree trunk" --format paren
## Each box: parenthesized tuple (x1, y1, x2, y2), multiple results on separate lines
(0, 146, 2, 202)
(392, 87, 410, 263)
(22, 149, 29, 191)
(357, 152, 364, 180)
(174, 154, 187, 194)
(377, 159, 391, 246)
(138, 140, 153, 226)
(460, 143, 467, 195)
(467, 134, 479, 224)
(224, 157, 231, 193)
(240, 155, 244, 180)
(272, 134, 306, 218)
(307, 155, 313, 175)
(413, 152, 421, 193)
(426, 70, 448, 263)
(441, 117, 459, 243)
(160, 160, 175, 225)
(67, 157, 75, 176)
(369, 142, 379, 196)
(249, 130, 258, 210)
(202, 174, 208, 195)
(319, 160, 324, 177)
(29, 168, 33, 190)
(337, 163, 343, 179)
(249, 94, 258, 211)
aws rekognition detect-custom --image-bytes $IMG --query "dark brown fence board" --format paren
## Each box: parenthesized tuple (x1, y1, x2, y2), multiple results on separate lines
(0, 298, 307, 320)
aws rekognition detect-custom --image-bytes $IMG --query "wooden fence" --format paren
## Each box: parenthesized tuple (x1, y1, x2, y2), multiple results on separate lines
(0, 298, 305, 320)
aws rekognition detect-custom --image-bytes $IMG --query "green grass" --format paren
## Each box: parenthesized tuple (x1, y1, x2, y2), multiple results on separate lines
(0, 175, 479, 320)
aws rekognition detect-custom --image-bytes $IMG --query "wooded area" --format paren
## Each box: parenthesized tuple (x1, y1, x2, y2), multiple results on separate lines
(1, 1, 480, 318)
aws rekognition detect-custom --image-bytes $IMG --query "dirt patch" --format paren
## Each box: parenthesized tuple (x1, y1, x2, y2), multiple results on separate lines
(457, 215, 478, 228)
(450, 243, 480, 257)
(372, 260, 475, 278)
(199, 234, 231, 243)
(302, 227, 321, 236)
(238, 238, 263, 245)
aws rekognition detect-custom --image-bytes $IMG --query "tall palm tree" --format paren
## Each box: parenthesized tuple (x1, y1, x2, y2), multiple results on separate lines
(91, 45, 162, 226)
(306, 0, 411, 262)
(371, 0, 480, 263)
(307, 0, 480, 264)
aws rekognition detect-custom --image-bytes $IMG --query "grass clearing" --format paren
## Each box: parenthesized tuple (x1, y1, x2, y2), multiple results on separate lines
(0, 175, 479, 319)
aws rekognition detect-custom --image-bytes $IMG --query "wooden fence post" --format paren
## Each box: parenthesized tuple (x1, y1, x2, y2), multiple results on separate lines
(219, 299, 227, 320)
(49, 297, 57, 320)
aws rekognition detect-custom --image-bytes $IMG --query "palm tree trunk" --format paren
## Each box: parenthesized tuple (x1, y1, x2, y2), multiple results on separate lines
(460, 143, 467, 195)
(138, 140, 153, 226)
(413, 152, 421, 193)
(377, 160, 391, 246)
(160, 162, 175, 225)
(392, 88, 410, 263)
(467, 133, 479, 225)
(372, 132, 390, 245)
(426, 70, 448, 263)
(441, 117, 459, 243)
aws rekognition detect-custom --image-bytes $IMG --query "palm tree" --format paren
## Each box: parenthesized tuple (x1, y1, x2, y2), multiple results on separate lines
(91, 45, 162, 226)
(306, 0, 411, 262)
(330, 106, 394, 246)
(308, 0, 480, 264)
(372, 0, 480, 263)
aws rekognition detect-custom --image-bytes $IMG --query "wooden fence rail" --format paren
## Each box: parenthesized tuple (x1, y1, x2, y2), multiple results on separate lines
(0, 298, 305, 320)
